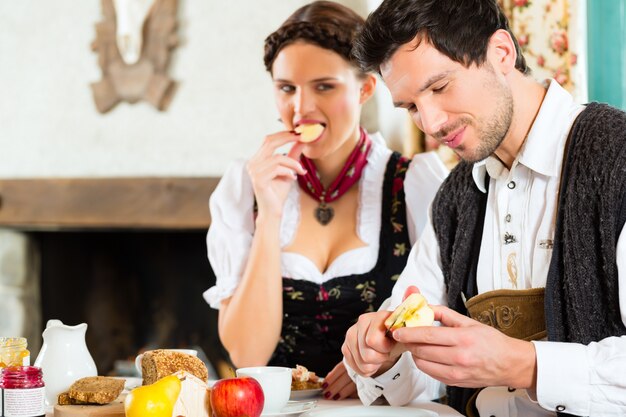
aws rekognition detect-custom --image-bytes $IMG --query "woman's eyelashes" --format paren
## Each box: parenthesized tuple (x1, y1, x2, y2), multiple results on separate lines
(276, 83, 336, 94)
(315, 83, 335, 92)
(278, 83, 296, 94)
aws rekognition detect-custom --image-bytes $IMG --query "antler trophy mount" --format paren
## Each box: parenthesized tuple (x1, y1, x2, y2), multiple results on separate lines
(91, 0, 178, 113)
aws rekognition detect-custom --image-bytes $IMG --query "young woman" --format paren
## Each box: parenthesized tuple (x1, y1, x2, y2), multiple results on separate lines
(204, 1, 448, 400)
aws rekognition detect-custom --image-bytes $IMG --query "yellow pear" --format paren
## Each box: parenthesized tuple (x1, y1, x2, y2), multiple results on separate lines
(125, 374, 181, 417)
(384, 293, 434, 331)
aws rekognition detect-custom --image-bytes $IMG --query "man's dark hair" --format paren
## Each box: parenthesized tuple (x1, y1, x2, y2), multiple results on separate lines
(354, 0, 529, 75)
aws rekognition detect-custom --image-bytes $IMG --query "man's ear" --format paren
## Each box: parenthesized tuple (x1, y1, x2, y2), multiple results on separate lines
(359, 73, 377, 104)
(488, 29, 518, 74)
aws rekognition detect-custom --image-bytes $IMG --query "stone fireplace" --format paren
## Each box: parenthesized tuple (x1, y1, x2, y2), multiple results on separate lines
(0, 177, 229, 378)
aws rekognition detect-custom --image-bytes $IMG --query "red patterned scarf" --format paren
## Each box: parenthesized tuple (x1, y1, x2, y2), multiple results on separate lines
(297, 128, 371, 225)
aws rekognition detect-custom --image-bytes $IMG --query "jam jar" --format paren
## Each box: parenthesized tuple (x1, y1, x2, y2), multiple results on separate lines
(0, 339, 30, 370)
(0, 366, 45, 417)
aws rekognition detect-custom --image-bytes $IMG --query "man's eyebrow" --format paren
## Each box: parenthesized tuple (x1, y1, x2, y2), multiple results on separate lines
(419, 71, 452, 93)
(392, 71, 453, 107)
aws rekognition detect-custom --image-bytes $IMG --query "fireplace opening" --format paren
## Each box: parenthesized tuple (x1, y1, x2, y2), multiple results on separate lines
(31, 230, 229, 378)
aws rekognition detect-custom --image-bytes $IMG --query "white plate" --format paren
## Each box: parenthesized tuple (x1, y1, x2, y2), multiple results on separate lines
(123, 377, 143, 391)
(262, 400, 317, 416)
(290, 387, 323, 400)
(301, 405, 437, 417)
(112, 376, 143, 392)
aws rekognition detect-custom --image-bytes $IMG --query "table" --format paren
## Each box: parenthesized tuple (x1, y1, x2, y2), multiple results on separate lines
(306, 398, 463, 416)
(46, 399, 462, 417)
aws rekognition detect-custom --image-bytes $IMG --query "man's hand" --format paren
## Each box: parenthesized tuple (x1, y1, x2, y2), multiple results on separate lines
(391, 305, 537, 389)
(342, 310, 400, 377)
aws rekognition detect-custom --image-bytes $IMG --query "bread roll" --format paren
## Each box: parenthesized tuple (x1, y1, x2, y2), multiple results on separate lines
(141, 349, 208, 385)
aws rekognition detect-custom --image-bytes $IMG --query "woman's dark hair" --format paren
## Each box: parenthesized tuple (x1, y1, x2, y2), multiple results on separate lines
(354, 0, 529, 75)
(264, 1, 367, 75)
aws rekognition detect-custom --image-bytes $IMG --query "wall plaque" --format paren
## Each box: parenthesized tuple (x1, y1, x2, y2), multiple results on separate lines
(91, 0, 178, 113)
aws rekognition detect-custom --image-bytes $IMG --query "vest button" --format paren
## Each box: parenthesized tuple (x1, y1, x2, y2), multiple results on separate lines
(507, 181, 516, 189)
(556, 405, 566, 412)
(505, 214, 511, 223)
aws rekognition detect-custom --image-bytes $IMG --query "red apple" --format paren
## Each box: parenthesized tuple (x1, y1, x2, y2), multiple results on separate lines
(210, 377, 265, 417)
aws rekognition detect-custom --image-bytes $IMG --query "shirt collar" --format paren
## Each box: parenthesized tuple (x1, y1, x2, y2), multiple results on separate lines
(471, 79, 577, 192)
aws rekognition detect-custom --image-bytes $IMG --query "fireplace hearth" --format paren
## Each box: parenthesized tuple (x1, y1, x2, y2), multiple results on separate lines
(32, 230, 226, 377)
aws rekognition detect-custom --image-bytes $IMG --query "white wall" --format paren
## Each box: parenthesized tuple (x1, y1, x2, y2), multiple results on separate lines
(0, 0, 408, 179)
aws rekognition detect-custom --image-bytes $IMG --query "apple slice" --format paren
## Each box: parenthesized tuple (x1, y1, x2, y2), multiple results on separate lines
(384, 293, 434, 332)
(295, 123, 324, 143)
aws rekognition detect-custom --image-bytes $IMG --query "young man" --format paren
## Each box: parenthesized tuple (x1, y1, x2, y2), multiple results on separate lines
(341, 0, 626, 416)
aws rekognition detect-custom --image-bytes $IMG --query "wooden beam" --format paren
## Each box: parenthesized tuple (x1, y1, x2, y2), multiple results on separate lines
(0, 177, 219, 230)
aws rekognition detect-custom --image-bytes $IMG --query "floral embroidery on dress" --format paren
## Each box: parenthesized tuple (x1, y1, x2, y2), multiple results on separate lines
(316, 286, 328, 302)
(390, 156, 409, 235)
(393, 243, 407, 257)
(317, 285, 341, 301)
(328, 287, 340, 299)
(356, 280, 376, 304)
(285, 286, 304, 301)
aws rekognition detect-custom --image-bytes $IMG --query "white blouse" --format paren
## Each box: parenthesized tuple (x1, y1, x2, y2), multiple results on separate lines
(203, 133, 449, 309)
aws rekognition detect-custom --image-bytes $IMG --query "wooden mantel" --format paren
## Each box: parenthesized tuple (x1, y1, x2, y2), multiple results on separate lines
(0, 177, 219, 230)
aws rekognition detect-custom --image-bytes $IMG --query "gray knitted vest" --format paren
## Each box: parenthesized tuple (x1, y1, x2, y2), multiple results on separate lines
(432, 103, 626, 416)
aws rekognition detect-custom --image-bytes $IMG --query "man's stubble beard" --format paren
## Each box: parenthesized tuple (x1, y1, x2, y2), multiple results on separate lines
(470, 80, 514, 163)
(440, 75, 514, 164)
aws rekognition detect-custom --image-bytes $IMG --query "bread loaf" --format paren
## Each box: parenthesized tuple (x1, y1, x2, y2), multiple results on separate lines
(57, 392, 89, 405)
(67, 376, 125, 404)
(141, 349, 208, 385)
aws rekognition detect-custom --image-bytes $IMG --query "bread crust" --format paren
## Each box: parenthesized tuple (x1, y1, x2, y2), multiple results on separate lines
(141, 349, 208, 385)
(67, 376, 125, 404)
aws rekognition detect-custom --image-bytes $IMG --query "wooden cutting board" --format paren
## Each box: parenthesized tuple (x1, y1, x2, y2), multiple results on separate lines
(53, 396, 125, 417)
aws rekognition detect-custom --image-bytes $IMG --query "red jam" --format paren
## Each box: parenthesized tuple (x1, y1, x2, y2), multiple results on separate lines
(1, 366, 45, 417)
(0, 367, 44, 389)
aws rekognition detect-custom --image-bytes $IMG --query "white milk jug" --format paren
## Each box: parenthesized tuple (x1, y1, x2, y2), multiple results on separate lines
(34, 319, 98, 407)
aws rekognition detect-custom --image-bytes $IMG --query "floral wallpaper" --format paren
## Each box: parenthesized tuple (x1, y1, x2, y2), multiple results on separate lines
(498, 0, 585, 100)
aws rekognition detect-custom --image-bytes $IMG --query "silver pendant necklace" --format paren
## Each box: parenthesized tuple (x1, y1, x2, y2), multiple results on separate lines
(314, 200, 334, 225)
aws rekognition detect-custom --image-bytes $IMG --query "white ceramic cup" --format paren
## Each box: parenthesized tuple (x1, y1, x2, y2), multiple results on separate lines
(236, 366, 292, 414)
(134, 348, 198, 376)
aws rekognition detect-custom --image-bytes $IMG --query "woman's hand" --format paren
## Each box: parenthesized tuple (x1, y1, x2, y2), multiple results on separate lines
(246, 131, 306, 219)
(322, 361, 358, 400)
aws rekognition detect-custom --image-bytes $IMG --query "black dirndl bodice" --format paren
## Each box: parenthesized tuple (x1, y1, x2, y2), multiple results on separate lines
(268, 152, 412, 376)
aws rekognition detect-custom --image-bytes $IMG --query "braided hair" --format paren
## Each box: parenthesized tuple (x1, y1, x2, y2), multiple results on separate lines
(263, 1, 367, 76)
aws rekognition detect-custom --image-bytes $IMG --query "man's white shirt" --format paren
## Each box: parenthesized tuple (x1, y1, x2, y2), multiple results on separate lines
(346, 80, 626, 416)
